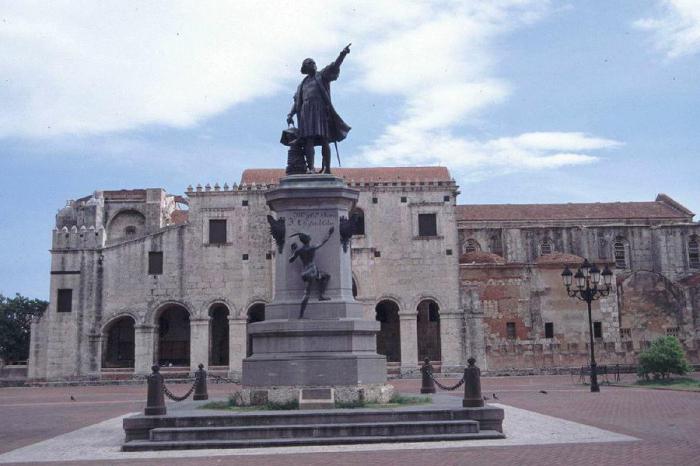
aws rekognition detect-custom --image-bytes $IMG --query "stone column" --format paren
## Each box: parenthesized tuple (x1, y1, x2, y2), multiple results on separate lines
(134, 325, 156, 375)
(189, 318, 210, 373)
(399, 311, 418, 374)
(88, 333, 102, 376)
(439, 310, 463, 372)
(228, 317, 247, 378)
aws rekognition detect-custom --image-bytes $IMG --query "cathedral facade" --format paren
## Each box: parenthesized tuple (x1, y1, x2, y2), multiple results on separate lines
(28, 167, 700, 380)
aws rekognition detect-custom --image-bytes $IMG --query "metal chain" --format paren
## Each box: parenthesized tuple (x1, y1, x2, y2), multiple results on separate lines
(162, 373, 199, 402)
(428, 370, 465, 391)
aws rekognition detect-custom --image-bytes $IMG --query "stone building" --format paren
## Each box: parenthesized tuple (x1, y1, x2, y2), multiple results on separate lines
(28, 167, 700, 380)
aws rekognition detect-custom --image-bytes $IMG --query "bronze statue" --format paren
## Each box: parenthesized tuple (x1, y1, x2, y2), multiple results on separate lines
(289, 227, 334, 318)
(286, 44, 352, 174)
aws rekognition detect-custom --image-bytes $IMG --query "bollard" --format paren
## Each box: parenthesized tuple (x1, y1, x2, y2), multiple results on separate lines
(144, 365, 166, 415)
(462, 357, 484, 408)
(420, 357, 436, 394)
(193, 363, 209, 401)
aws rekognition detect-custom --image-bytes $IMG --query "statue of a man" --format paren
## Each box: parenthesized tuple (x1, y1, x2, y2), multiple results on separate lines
(289, 227, 334, 318)
(287, 44, 352, 174)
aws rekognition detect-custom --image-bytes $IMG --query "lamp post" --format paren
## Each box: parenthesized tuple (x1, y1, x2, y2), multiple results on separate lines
(561, 259, 613, 393)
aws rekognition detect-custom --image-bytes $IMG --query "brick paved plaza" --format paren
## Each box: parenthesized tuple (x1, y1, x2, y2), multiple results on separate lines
(1, 374, 698, 466)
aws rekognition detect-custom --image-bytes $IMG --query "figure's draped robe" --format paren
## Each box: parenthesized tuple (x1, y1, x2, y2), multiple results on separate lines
(293, 61, 351, 145)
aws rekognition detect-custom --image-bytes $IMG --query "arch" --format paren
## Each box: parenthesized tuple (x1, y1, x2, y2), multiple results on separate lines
(416, 299, 441, 362)
(613, 236, 629, 269)
(209, 303, 230, 366)
(102, 315, 135, 368)
(689, 234, 699, 269)
(463, 238, 481, 254)
(156, 304, 190, 367)
(246, 302, 266, 357)
(106, 209, 146, 245)
(375, 299, 401, 363)
(145, 299, 193, 325)
(350, 207, 365, 236)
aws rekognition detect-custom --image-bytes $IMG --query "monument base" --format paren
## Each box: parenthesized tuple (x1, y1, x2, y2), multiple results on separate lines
(232, 383, 395, 406)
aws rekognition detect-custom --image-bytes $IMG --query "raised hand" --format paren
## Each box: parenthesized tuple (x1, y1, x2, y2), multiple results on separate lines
(342, 43, 351, 55)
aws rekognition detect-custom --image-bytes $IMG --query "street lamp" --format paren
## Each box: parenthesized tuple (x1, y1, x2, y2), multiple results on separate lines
(561, 260, 613, 392)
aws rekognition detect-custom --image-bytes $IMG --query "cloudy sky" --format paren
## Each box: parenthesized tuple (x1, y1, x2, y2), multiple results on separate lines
(1, 0, 699, 299)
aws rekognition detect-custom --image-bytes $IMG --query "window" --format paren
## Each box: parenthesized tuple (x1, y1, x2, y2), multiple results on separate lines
(372, 197, 378, 204)
(148, 252, 163, 275)
(689, 236, 699, 269)
(374, 250, 381, 258)
(666, 327, 680, 337)
(490, 234, 503, 256)
(400, 196, 407, 203)
(350, 208, 365, 236)
(506, 322, 516, 340)
(620, 328, 631, 339)
(265, 252, 272, 260)
(593, 321, 602, 339)
(540, 239, 552, 255)
(464, 239, 481, 254)
(209, 219, 227, 244)
(418, 213, 437, 237)
(544, 322, 554, 339)
(57, 289, 72, 313)
(446, 249, 453, 256)
(443, 195, 450, 202)
(124, 226, 136, 238)
(242, 200, 248, 207)
(614, 238, 627, 269)
(242, 254, 249, 261)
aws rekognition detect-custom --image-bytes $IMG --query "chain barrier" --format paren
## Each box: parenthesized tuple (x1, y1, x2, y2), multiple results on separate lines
(162, 372, 199, 402)
(427, 370, 465, 391)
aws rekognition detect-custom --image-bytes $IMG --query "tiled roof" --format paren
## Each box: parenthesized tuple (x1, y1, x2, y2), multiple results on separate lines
(240, 167, 451, 185)
(457, 196, 693, 222)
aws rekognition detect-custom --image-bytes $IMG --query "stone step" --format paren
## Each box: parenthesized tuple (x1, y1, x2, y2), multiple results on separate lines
(123, 430, 505, 451)
(150, 420, 479, 441)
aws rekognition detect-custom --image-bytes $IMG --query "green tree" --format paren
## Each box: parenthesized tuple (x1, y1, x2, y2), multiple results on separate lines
(0, 294, 48, 363)
(637, 336, 692, 380)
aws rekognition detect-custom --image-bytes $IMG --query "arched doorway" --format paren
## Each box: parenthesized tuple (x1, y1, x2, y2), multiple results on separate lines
(375, 300, 401, 362)
(102, 316, 135, 368)
(417, 299, 441, 362)
(209, 304, 229, 366)
(247, 303, 265, 357)
(157, 305, 190, 366)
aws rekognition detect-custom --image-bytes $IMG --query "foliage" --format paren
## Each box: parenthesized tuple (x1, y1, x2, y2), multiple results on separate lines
(637, 336, 692, 380)
(0, 294, 48, 363)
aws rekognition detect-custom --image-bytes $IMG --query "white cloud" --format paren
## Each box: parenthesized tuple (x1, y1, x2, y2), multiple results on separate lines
(635, 0, 700, 59)
(1, 0, 619, 181)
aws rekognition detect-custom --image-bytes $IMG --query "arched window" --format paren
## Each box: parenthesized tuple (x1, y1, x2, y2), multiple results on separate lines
(540, 239, 553, 256)
(124, 226, 136, 238)
(463, 239, 481, 254)
(350, 208, 365, 236)
(614, 237, 627, 269)
(689, 235, 699, 269)
(490, 233, 503, 256)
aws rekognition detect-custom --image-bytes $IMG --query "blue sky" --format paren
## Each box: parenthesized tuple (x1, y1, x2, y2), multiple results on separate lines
(1, 1, 699, 299)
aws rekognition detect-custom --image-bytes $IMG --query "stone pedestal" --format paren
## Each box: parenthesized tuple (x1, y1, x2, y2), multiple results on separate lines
(242, 175, 387, 394)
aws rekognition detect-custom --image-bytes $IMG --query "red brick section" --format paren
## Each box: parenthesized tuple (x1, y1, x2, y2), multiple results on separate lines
(1, 374, 699, 466)
(240, 166, 452, 185)
(456, 198, 693, 222)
